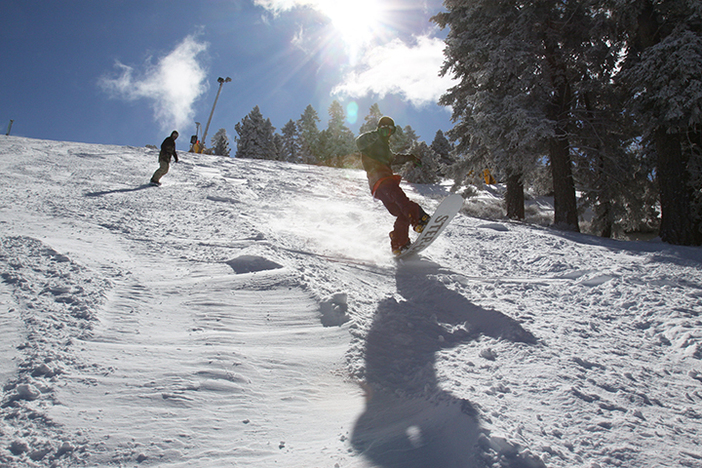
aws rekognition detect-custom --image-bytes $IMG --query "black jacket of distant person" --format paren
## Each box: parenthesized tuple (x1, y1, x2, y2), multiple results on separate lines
(159, 132, 179, 163)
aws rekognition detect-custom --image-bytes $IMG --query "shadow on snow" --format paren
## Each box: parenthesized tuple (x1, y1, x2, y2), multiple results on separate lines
(352, 259, 538, 468)
(84, 184, 155, 197)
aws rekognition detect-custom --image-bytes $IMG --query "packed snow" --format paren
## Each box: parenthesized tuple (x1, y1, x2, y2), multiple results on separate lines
(1, 136, 701, 468)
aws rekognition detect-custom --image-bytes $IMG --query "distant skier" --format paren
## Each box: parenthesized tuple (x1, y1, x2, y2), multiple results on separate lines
(356, 116, 429, 256)
(150, 130, 179, 186)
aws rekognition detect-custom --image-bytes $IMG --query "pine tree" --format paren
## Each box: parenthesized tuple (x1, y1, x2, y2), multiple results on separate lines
(433, 1, 551, 221)
(391, 125, 419, 155)
(359, 104, 383, 134)
(537, 2, 590, 230)
(318, 101, 357, 167)
(540, 2, 649, 237)
(280, 119, 300, 163)
(234, 106, 277, 160)
(272, 133, 284, 161)
(401, 141, 441, 185)
(617, 0, 702, 245)
(297, 105, 321, 164)
(210, 128, 231, 157)
(431, 130, 455, 174)
(570, 57, 659, 238)
(434, 1, 626, 226)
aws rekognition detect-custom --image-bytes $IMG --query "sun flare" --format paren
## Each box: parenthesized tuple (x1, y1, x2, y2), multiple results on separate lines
(316, 0, 386, 59)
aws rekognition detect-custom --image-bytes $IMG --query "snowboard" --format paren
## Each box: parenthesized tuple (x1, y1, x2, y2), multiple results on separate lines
(396, 193, 463, 259)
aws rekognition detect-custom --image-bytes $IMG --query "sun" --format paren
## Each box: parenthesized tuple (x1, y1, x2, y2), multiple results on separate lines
(315, 0, 386, 60)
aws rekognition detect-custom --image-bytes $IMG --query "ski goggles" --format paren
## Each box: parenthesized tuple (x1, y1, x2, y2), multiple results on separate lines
(378, 125, 396, 137)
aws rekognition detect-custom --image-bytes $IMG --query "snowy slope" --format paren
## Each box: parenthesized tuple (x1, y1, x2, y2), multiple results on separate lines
(0, 136, 701, 468)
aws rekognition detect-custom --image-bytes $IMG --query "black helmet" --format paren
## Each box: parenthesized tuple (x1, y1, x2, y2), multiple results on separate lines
(378, 116, 395, 128)
(377, 116, 396, 138)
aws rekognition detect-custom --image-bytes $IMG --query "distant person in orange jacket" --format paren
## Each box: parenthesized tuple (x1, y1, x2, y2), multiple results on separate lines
(150, 130, 179, 186)
(356, 116, 429, 256)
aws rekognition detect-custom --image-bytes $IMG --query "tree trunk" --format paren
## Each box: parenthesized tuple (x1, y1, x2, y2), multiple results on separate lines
(654, 129, 702, 245)
(595, 200, 613, 238)
(635, 2, 702, 245)
(549, 127, 579, 231)
(505, 172, 525, 220)
(582, 91, 613, 238)
(543, 22, 580, 232)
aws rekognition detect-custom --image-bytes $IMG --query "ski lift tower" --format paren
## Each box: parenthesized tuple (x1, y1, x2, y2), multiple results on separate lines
(199, 77, 231, 153)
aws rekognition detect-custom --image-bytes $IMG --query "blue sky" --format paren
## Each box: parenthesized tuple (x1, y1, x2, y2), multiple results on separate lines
(1, 0, 456, 150)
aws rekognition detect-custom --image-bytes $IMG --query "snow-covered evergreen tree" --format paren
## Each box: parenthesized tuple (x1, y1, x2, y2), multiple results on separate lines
(210, 128, 231, 157)
(391, 125, 418, 155)
(569, 66, 661, 239)
(359, 104, 383, 134)
(433, 0, 675, 234)
(280, 119, 300, 163)
(435, 1, 637, 226)
(434, 0, 552, 221)
(234, 106, 277, 160)
(618, 0, 702, 245)
(550, 4, 658, 238)
(318, 100, 357, 167)
(431, 130, 455, 174)
(400, 141, 441, 185)
(272, 133, 284, 161)
(297, 105, 321, 165)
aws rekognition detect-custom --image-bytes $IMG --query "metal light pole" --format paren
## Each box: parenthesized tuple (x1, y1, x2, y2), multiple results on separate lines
(201, 77, 231, 151)
(190, 122, 202, 152)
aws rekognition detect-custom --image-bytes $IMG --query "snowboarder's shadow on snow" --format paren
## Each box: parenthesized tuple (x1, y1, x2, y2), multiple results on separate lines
(84, 184, 155, 197)
(351, 259, 537, 468)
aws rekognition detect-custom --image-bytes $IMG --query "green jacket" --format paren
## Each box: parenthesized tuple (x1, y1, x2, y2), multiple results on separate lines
(356, 131, 416, 194)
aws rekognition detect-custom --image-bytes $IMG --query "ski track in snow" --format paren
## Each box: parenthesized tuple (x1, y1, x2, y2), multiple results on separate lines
(0, 136, 701, 468)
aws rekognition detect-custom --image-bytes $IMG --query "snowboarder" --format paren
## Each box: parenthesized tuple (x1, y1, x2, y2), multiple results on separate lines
(356, 116, 429, 256)
(150, 130, 179, 186)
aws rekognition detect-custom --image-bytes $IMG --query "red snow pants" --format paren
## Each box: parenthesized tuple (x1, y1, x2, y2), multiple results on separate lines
(374, 179, 422, 249)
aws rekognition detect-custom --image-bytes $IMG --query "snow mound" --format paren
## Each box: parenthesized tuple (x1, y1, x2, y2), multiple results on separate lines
(479, 222, 509, 232)
(319, 292, 350, 327)
(225, 255, 283, 274)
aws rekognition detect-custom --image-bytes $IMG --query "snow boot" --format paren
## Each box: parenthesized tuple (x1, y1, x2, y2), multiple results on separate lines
(413, 210, 430, 233)
(150, 179, 161, 186)
(390, 232, 411, 256)
(392, 240, 411, 257)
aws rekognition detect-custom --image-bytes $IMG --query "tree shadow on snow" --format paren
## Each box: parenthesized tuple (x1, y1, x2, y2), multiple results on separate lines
(351, 259, 538, 468)
(84, 184, 155, 197)
(550, 229, 702, 266)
